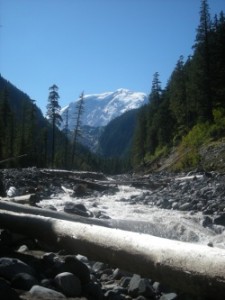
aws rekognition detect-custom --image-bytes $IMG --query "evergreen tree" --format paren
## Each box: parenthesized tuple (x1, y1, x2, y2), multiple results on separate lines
(26, 99, 38, 164)
(146, 72, 163, 154)
(193, 0, 213, 122)
(71, 91, 85, 166)
(0, 87, 15, 164)
(149, 72, 162, 104)
(62, 107, 70, 168)
(211, 11, 225, 108)
(132, 106, 147, 165)
(46, 84, 62, 167)
(169, 56, 189, 134)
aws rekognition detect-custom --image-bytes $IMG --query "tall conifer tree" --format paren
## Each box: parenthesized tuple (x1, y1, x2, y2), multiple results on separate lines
(194, 0, 213, 121)
(71, 91, 85, 166)
(46, 84, 62, 167)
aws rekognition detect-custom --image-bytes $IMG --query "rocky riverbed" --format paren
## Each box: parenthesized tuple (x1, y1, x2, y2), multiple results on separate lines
(1, 167, 225, 299)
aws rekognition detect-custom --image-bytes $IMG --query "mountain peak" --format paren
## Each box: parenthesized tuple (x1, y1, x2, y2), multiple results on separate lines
(115, 88, 130, 93)
(60, 88, 147, 129)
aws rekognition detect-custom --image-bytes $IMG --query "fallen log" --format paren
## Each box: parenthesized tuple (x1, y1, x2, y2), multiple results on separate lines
(0, 200, 194, 239)
(0, 210, 225, 299)
(0, 200, 110, 227)
(67, 175, 116, 191)
(41, 169, 113, 191)
(41, 169, 107, 181)
(0, 194, 36, 204)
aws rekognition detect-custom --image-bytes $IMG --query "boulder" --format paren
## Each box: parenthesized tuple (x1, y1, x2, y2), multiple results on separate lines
(11, 272, 38, 290)
(84, 281, 103, 300)
(128, 274, 155, 298)
(62, 255, 91, 284)
(214, 213, 225, 226)
(29, 285, 66, 299)
(0, 257, 35, 280)
(64, 202, 92, 217)
(0, 278, 20, 300)
(54, 272, 82, 297)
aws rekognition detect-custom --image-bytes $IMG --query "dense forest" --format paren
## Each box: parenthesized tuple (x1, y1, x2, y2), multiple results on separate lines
(132, 0, 225, 170)
(0, 77, 98, 170)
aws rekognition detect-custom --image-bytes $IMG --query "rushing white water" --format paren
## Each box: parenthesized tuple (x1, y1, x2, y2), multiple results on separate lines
(38, 184, 225, 249)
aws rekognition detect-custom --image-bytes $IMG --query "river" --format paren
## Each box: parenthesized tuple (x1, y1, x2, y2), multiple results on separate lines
(37, 178, 225, 250)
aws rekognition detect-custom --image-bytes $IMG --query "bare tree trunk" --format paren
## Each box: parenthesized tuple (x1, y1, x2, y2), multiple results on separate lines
(0, 209, 225, 299)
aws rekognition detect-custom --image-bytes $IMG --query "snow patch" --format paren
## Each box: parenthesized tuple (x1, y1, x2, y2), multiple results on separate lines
(60, 88, 147, 129)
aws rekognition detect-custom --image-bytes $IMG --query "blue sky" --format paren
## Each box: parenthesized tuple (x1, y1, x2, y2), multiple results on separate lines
(0, 0, 224, 114)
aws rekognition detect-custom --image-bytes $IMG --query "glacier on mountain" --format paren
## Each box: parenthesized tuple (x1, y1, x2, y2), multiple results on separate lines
(60, 88, 147, 130)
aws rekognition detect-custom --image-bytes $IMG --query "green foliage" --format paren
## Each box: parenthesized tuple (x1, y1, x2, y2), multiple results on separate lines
(209, 108, 225, 138)
(174, 123, 210, 170)
(181, 123, 210, 148)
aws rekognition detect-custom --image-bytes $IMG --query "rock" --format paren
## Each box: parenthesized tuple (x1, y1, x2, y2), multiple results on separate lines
(171, 202, 179, 210)
(54, 272, 82, 297)
(84, 281, 104, 300)
(119, 276, 131, 288)
(11, 272, 38, 290)
(64, 201, 91, 217)
(201, 216, 213, 227)
(74, 184, 87, 196)
(214, 213, 225, 226)
(92, 261, 108, 273)
(104, 289, 124, 299)
(134, 296, 148, 300)
(160, 198, 170, 209)
(29, 285, 66, 299)
(179, 202, 192, 211)
(42, 252, 57, 263)
(7, 186, 18, 197)
(76, 254, 89, 264)
(62, 255, 91, 284)
(0, 278, 20, 300)
(159, 292, 178, 300)
(41, 278, 55, 289)
(152, 281, 171, 294)
(44, 204, 57, 211)
(128, 274, 155, 298)
(111, 268, 131, 280)
(17, 244, 29, 253)
(0, 257, 35, 280)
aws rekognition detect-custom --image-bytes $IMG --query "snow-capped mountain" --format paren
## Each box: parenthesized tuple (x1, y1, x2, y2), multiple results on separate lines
(60, 88, 147, 129)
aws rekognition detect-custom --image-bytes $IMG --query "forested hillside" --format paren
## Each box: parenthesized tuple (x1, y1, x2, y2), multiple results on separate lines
(98, 109, 139, 158)
(132, 1, 225, 170)
(0, 76, 50, 167)
(0, 77, 97, 170)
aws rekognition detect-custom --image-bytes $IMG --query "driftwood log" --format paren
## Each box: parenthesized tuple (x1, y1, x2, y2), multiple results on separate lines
(0, 194, 36, 204)
(41, 168, 161, 190)
(0, 209, 225, 299)
(0, 200, 109, 227)
(0, 200, 188, 238)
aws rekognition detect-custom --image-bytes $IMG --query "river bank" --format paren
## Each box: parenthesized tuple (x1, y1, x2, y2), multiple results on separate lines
(0, 168, 225, 299)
